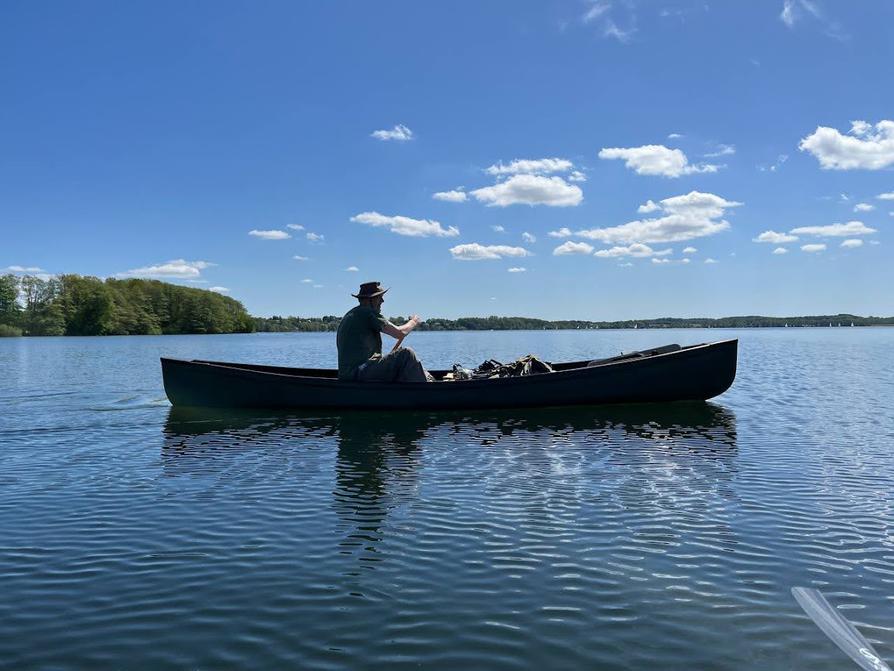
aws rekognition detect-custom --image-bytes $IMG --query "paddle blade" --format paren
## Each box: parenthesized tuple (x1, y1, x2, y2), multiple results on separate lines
(792, 587, 891, 671)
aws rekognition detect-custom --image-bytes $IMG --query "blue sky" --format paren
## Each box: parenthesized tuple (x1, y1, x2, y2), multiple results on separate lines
(2, 1, 893, 320)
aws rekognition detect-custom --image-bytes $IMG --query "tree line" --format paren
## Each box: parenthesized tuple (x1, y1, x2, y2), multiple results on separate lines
(2, 274, 892, 337)
(0, 274, 254, 336)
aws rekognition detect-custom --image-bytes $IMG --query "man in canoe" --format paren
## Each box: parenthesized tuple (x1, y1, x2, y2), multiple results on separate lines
(337, 281, 432, 382)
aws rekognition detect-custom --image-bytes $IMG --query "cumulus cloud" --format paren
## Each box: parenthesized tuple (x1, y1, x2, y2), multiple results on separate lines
(116, 259, 214, 279)
(841, 239, 863, 248)
(790, 221, 876, 237)
(522, 232, 537, 243)
(508, 267, 527, 273)
(371, 124, 413, 141)
(854, 203, 875, 212)
(773, 247, 789, 255)
(668, 133, 684, 140)
(293, 255, 309, 261)
(568, 170, 587, 182)
(801, 243, 827, 253)
(877, 192, 894, 200)
(433, 189, 468, 202)
(485, 158, 574, 176)
(345, 266, 359, 272)
(800, 120, 894, 170)
(287, 224, 305, 231)
(594, 243, 672, 258)
(683, 246, 697, 254)
(651, 258, 671, 264)
(471, 174, 583, 207)
(705, 258, 719, 263)
(598, 144, 720, 177)
(574, 191, 741, 244)
(553, 241, 594, 256)
(449, 243, 531, 261)
(491, 225, 505, 232)
(753, 230, 799, 243)
(208, 286, 229, 293)
(301, 278, 313, 283)
(249, 229, 291, 240)
(704, 144, 736, 158)
(637, 199, 661, 214)
(548, 228, 572, 238)
(351, 211, 459, 237)
(306, 232, 325, 242)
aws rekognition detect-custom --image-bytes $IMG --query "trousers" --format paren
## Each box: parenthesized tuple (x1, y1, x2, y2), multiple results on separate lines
(356, 347, 431, 383)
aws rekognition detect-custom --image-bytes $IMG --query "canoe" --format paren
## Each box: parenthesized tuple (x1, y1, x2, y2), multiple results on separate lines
(160, 339, 737, 410)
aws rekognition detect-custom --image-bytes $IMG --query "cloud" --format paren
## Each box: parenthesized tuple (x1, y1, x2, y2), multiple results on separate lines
(249, 229, 291, 240)
(582, 0, 611, 23)
(758, 154, 790, 172)
(877, 192, 894, 200)
(371, 124, 413, 141)
(854, 203, 875, 212)
(799, 120, 894, 170)
(568, 170, 587, 182)
(508, 267, 527, 273)
(287, 224, 305, 231)
(3, 265, 44, 273)
(780, 0, 797, 26)
(753, 230, 799, 243)
(704, 144, 736, 157)
(301, 278, 313, 283)
(574, 191, 741, 244)
(594, 243, 672, 258)
(773, 247, 789, 255)
(651, 258, 670, 264)
(306, 232, 325, 242)
(790, 221, 876, 237)
(345, 266, 359, 272)
(705, 258, 719, 263)
(208, 286, 229, 293)
(449, 243, 531, 261)
(491, 225, 505, 232)
(801, 244, 827, 253)
(548, 228, 572, 238)
(433, 189, 468, 202)
(293, 255, 309, 261)
(668, 133, 684, 140)
(116, 259, 214, 279)
(683, 246, 697, 254)
(598, 144, 719, 177)
(351, 211, 459, 237)
(471, 174, 583, 207)
(553, 241, 594, 256)
(485, 158, 574, 176)
(637, 199, 661, 213)
(313, 284, 324, 289)
(841, 239, 863, 248)
(780, 0, 848, 39)
(522, 232, 537, 243)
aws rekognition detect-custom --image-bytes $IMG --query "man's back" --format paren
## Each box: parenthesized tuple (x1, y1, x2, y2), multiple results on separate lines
(336, 304, 388, 380)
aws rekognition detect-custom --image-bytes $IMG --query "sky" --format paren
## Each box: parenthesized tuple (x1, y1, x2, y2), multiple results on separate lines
(2, 0, 893, 320)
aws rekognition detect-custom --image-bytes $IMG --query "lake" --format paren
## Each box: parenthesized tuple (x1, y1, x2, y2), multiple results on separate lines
(1, 329, 893, 670)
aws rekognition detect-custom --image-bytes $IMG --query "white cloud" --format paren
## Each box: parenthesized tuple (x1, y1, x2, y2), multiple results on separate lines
(681, 258, 691, 264)
(799, 120, 894, 170)
(575, 191, 741, 244)
(485, 158, 574, 176)
(780, 0, 797, 26)
(780, 0, 847, 39)
(116, 259, 214, 279)
(522, 232, 537, 243)
(840, 239, 863, 248)
(553, 241, 594, 256)
(753, 230, 799, 243)
(3, 265, 44, 273)
(548, 228, 572, 238)
(619, 262, 634, 267)
(449, 243, 531, 261)
(801, 243, 827, 253)
(293, 255, 309, 261)
(668, 133, 684, 140)
(790, 221, 876, 237)
(371, 124, 414, 141)
(313, 284, 324, 289)
(704, 144, 736, 157)
(651, 258, 670, 264)
(594, 243, 672, 258)
(208, 286, 229, 293)
(682, 246, 697, 254)
(491, 225, 505, 232)
(433, 189, 468, 202)
(287, 224, 305, 231)
(351, 211, 459, 237)
(705, 258, 719, 263)
(249, 229, 291, 240)
(772, 247, 789, 255)
(583, 0, 610, 23)
(508, 267, 527, 273)
(877, 192, 894, 200)
(854, 203, 875, 212)
(301, 278, 313, 283)
(598, 144, 719, 177)
(306, 232, 325, 242)
(568, 170, 587, 182)
(637, 199, 661, 213)
(345, 266, 359, 272)
(471, 174, 583, 207)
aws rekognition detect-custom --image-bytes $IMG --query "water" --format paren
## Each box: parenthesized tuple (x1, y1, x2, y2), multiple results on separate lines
(1, 329, 893, 670)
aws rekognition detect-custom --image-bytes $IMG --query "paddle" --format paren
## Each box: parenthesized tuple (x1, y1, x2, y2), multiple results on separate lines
(792, 587, 891, 671)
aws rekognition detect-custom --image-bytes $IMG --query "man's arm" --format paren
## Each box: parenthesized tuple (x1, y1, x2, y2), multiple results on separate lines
(382, 315, 421, 340)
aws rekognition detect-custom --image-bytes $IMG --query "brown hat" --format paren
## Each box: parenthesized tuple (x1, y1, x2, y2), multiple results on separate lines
(352, 281, 389, 299)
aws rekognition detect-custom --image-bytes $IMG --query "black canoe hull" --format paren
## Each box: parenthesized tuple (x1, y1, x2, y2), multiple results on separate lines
(160, 339, 737, 410)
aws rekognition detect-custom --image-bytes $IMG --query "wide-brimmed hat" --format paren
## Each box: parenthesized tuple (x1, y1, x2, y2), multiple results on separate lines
(352, 281, 389, 299)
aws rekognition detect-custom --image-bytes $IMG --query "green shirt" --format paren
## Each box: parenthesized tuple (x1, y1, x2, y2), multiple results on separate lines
(336, 304, 392, 380)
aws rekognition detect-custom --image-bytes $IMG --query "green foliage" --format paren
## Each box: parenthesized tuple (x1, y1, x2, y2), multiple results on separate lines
(0, 323, 23, 337)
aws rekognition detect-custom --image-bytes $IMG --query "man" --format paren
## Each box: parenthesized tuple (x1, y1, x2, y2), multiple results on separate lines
(337, 281, 432, 382)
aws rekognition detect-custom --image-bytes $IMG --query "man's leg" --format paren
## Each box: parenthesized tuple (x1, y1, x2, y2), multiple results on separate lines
(356, 348, 430, 382)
